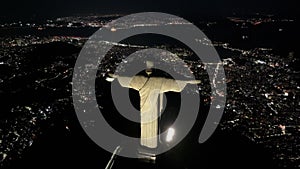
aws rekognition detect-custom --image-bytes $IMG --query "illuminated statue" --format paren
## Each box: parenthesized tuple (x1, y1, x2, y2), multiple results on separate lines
(107, 68, 200, 148)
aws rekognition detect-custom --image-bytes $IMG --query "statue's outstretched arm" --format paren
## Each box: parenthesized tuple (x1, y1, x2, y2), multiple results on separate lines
(161, 78, 200, 93)
(106, 74, 147, 91)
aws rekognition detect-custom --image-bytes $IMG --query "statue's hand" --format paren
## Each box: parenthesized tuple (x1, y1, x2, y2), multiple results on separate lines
(106, 73, 119, 82)
(108, 73, 119, 78)
(188, 80, 201, 84)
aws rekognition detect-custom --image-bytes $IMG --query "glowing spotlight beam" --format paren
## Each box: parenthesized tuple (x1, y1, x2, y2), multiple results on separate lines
(166, 128, 175, 142)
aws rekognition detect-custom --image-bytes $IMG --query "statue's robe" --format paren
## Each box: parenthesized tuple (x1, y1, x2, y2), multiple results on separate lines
(117, 76, 188, 148)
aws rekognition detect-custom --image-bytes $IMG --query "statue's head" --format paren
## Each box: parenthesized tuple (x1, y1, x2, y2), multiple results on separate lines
(145, 61, 154, 76)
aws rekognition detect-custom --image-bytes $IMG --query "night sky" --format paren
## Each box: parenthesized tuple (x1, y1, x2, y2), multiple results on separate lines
(0, 0, 297, 19)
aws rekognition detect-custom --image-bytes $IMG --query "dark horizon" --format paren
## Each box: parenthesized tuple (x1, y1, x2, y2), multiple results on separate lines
(0, 0, 298, 20)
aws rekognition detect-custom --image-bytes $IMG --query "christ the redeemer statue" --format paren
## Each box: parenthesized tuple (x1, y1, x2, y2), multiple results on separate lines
(108, 71, 200, 149)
